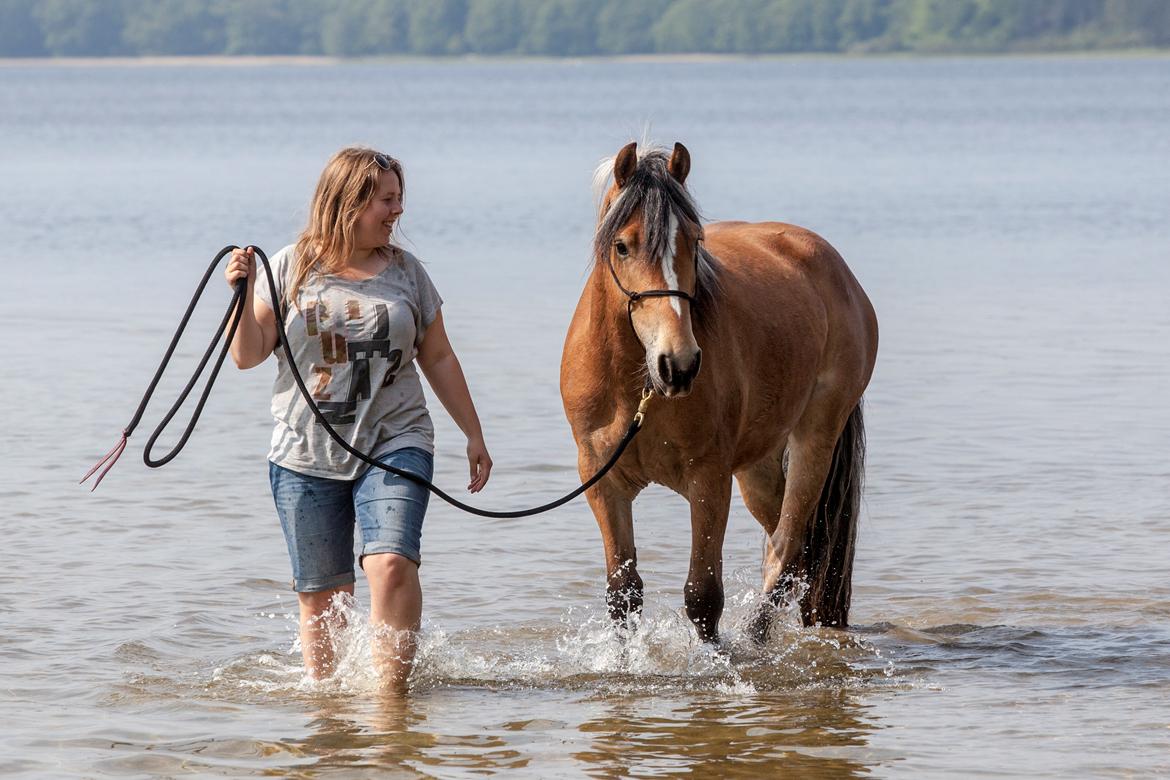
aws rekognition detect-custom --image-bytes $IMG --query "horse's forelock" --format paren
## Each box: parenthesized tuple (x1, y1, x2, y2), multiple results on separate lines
(590, 148, 721, 330)
(591, 147, 718, 291)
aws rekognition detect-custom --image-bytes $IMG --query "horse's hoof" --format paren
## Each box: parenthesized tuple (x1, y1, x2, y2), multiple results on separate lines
(699, 630, 721, 647)
(712, 634, 736, 658)
(609, 611, 642, 641)
(747, 611, 772, 646)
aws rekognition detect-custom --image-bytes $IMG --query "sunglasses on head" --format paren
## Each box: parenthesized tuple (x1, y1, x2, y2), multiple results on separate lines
(372, 152, 395, 170)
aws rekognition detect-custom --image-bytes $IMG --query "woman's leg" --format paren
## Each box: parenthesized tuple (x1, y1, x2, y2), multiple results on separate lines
(362, 553, 422, 690)
(270, 461, 358, 680)
(297, 583, 355, 679)
(354, 447, 433, 692)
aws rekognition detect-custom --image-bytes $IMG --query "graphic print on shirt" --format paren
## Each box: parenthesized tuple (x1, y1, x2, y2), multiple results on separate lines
(306, 299, 404, 425)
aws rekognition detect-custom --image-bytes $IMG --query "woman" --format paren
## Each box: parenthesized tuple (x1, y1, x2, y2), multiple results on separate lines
(225, 147, 492, 691)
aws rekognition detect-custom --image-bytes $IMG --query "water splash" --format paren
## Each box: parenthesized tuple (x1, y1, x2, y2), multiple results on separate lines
(208, 572, 895, 697)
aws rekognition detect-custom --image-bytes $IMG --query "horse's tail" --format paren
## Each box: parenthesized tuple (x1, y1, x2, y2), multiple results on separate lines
(802, 402, 865, 628)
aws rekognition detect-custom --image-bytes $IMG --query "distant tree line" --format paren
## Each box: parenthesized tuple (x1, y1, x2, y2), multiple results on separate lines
(1, 0, 1167, 57)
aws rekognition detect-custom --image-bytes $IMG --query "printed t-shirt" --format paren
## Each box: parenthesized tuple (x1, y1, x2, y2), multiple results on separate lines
(255, 244, 443, 479)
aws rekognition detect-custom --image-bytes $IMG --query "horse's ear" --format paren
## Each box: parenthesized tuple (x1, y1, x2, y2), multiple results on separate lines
(614, 142, 638, 188)
(668, 142, 690, 186)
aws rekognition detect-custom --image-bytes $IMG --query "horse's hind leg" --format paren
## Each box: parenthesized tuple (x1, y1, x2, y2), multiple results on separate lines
(760, 402, 861, 631)
(760, 431, 838, 628)
(585, 482, 643, 629)
(684, 475, 733, 643)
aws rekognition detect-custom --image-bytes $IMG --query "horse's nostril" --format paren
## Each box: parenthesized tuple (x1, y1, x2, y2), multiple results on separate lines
(693, 350, 702, 377)
(658, 354, 672, 384)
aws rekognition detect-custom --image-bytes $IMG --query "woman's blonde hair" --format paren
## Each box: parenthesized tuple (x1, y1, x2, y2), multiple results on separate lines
(286, 146, 405, 309)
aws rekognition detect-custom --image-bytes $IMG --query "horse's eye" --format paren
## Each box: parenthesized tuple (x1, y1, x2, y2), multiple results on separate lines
(614, 240, 629, 258)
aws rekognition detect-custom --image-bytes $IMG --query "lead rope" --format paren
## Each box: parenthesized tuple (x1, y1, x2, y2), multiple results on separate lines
(82, 245, 652, 519)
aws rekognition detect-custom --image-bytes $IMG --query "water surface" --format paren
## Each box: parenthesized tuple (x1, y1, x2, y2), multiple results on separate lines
(2, 55, 1169, 777)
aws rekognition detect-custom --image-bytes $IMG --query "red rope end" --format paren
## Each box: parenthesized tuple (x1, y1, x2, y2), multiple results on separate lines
(80, 433, 129, 492)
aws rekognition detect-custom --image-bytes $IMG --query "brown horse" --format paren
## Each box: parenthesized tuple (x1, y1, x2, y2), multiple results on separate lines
(560, 142, 878, 643)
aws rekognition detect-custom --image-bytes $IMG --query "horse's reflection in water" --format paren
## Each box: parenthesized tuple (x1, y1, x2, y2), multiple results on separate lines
(562, 142, 878, 643)
(572, 689, 879, 779)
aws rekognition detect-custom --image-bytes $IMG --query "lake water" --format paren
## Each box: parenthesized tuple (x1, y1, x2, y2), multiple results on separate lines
(2, 55, 1169, 777)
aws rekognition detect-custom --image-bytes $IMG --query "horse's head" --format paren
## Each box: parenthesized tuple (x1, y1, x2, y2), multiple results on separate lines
(594, 141, 709, 398)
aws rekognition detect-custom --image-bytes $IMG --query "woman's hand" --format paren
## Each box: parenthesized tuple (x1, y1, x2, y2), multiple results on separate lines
(466, 436, 493, 493)
(224, 246, 278, 369)
(225, 246, 255, 291)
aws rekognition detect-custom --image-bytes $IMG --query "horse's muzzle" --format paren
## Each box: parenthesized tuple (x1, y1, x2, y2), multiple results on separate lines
(655, 349, 702, 397)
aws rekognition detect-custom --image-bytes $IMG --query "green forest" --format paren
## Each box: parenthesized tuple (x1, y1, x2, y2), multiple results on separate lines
(1, 0, 1167, 57)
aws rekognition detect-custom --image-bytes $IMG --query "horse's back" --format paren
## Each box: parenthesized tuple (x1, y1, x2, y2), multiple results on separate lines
(705, 220, 878, 401)
(707, 221, 861, 298)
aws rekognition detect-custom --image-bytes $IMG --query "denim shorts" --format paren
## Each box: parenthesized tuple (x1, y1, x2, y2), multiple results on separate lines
(268, 447, 434, 593)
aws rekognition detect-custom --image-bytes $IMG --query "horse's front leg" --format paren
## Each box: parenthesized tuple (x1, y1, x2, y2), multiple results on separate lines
(684, 475, 732, 643)
(584, 478, 642, 630)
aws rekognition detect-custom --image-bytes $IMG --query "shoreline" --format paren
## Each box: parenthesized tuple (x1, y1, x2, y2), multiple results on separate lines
(0, 49, 1167, 68)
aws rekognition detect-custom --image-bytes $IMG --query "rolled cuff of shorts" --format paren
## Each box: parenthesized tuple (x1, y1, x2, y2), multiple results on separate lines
(292, 570, 356, 593)
(360, 542, 422, 567)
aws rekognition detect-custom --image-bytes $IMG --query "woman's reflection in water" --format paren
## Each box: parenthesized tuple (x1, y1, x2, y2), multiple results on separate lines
(288, 692, 532, 774)
(282, 693, 436, 774)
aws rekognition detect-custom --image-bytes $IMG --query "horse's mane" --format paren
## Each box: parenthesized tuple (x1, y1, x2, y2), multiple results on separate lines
(591, 146, 721, 322)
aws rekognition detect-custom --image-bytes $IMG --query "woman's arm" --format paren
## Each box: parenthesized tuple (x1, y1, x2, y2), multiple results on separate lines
(417, 310, 493, 493)
(224, 246, 279, 369)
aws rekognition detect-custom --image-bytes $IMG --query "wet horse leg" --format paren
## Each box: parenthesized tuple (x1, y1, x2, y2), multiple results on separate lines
(735, 448, 789, 641)
(585, 482, 643, 629)
(735, 444, 788, 543)
(684, 476, 732, 643)
(761, 428, 839, 628)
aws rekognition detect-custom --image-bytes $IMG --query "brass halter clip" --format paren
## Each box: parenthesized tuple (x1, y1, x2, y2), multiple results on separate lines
(633, 386, 654, 428)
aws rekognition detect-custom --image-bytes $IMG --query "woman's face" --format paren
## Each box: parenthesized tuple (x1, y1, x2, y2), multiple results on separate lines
(354, 169, 403, 251)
